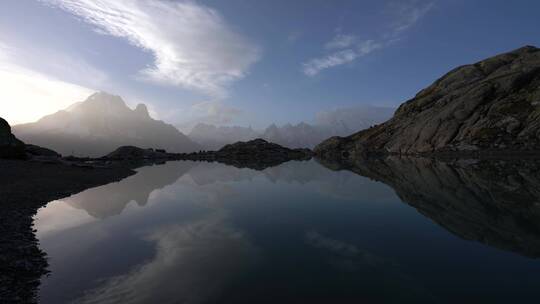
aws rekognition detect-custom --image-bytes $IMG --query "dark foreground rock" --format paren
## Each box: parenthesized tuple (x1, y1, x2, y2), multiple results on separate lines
(318, 156, 540, 258)
(315, 46, 540, 159)
(25, 144, 61, 159)
(178, 138, 313, 170)
(0, 117, 26, 159)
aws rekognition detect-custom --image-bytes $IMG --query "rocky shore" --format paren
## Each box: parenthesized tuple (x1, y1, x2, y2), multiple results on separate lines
(0, 160, 136, 303)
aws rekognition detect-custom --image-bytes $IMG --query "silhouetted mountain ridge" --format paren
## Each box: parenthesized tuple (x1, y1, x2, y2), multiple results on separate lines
(13, 92, 201, 157)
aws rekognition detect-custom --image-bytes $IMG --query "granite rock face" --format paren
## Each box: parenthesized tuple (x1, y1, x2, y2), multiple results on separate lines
(0, 117, 26, 159)
(317, 156, 540, 258)
(315, 46, 540, 159)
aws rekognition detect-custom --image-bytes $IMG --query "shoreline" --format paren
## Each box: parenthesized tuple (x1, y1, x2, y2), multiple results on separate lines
(0, 160, 137, 303)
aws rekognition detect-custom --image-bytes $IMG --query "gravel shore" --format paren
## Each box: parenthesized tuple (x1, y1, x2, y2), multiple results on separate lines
(0, 160, 136, 303)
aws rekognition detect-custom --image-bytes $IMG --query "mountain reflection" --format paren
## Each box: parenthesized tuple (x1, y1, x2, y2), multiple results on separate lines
(55, 157, 540, 258)
(36, 159, 540, 303)
(66, 161, 196, 218)
(62, 160, 386, 219)
(318, 156, 540, 258)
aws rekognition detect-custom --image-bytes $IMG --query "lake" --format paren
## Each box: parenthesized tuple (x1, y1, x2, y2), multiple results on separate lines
(34, 159, 540, 303)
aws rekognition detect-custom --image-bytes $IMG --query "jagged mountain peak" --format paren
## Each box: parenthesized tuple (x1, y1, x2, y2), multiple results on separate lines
(135, 104, 150, 119)
(13, 93, 200, 156)
(71, 91, 131, 116)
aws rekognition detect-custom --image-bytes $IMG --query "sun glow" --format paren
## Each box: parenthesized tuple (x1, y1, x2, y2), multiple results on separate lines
(0, 45, 93, 125)
(0, 68, 93, 125)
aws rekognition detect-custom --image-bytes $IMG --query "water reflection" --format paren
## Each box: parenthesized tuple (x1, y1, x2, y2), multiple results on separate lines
(35, 159, 540, 303)
(66, 162, 196, 219)
(318, 156, 540, 258)
(74, 213, 259, 304)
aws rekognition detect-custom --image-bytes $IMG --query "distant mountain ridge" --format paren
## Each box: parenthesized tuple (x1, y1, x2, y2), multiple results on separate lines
(13, 92, 200, 157)
(188, 123, 259, 150)
(188, 105, 394, 150)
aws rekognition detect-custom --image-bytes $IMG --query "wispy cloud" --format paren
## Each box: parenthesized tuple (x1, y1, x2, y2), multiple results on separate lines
(303, 49, 357, 77)
(325, 34, 357, 49)
(303, 0, 434, 76)
(42, 0, 261, 98)
(387, 0, 435, 35)
(304, 40, 383, 76)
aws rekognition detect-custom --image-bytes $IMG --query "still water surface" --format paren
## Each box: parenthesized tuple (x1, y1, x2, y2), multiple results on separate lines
(34, 160, 540, 303)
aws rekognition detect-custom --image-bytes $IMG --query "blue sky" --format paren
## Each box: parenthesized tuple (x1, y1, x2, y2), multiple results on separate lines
(1, 0, 540, 130)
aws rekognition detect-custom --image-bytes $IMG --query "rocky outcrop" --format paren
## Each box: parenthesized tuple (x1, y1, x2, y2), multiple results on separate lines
(318, 156, 540, 257)
(315, 46, 540, 159)
(25, 144, 61, 159)
(0, 117, 26, 159)
(104, 146, 170, 160)
(180, 139, 312, 170)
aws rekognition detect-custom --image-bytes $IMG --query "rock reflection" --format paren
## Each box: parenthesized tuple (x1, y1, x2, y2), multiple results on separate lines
(318, 156, 540, 257)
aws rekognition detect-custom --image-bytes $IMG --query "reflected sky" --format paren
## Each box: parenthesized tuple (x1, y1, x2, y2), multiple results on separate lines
(34, 160, 540, 303)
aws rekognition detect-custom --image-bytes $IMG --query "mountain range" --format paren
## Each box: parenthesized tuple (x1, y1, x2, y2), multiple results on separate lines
(189, 105, 394, 150)
(13, 92, 201, 157)
(12, 92, 394, 156)
(188, 123, 259, 150)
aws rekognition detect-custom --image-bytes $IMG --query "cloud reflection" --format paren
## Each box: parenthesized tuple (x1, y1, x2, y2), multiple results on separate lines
(73, 212, 259, 304)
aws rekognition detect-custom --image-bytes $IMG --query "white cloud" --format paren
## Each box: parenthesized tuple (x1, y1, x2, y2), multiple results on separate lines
(303, 0, 434, 76)
(303, 40, 382, 76)
(42, 0, 261, 98)
(357, 40, 383, 55)
(0, 43, 94, 125)
(73, 214, 258, 304)
(325, 34, 357, 49)
(303, 49, 358, 76)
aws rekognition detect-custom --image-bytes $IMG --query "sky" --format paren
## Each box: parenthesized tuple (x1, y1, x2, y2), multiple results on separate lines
(1, 0, 540, 130)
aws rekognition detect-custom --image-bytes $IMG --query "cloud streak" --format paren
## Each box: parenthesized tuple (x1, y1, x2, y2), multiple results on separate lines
(303, 0, 434, 76)
(388, 0, 435, 35)
(42, 0, 261, 98)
